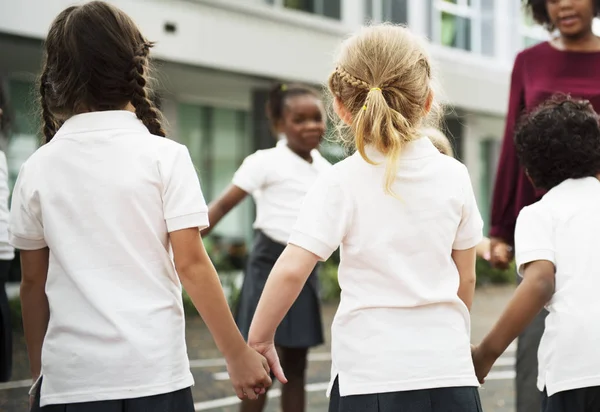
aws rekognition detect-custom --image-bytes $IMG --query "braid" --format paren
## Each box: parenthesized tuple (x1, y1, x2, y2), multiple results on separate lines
(335, 67, 371, 90)
(39, 69, 60, 144)
(129, 42, 165, 137)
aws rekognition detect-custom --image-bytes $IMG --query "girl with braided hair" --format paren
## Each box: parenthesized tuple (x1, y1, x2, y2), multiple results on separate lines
(202, 82, 330, 412)
(10, 2, 271, 411)
(249, 24, 484, 412)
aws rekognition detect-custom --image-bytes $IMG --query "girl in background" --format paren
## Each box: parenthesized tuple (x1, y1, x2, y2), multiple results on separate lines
(202, 83, 330, 412)
(249, 24, 483, 412)
(10, 3, 270, 410)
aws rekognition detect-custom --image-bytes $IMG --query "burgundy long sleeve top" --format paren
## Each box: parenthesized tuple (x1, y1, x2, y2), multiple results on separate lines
(490, 41, 600, 245)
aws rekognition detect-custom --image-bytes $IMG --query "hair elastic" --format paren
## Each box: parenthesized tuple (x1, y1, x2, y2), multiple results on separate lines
(370, 87, 381, 91)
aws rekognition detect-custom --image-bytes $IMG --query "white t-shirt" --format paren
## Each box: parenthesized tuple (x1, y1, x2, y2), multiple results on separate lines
(232, 139, 331, 245)
(0, 151, 14, 261)
(515, 177, 600, 396)
(289, 137, 483, 396)
(9, 111, 208, 406)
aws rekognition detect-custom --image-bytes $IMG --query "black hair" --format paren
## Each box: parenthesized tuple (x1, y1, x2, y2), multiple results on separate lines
(265, 82, 320, 134)
(515, 94, 600, 190)
(524, 0, 600, 30)
(40, 1, 165, 143)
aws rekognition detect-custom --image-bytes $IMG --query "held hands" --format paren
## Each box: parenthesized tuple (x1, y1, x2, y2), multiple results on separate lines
(470, 344, 497, 384)
(489, 237, 513, 270)
(249, 340, 288, 385)
(226, 345, 272, 400)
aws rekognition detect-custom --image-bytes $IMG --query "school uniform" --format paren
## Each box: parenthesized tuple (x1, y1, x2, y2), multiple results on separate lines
(233, 139, 330, 348)
(515, 177, 600, 412)
(9, 111, 208, 410)
(289, 137, 484, 412)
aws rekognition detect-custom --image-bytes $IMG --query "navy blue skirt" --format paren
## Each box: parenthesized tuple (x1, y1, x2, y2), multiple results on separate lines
(234, 230, 324, 348)
(31, 377, 194, 412)
(542, 386, 600, 412)
(329, 377, 482, 412)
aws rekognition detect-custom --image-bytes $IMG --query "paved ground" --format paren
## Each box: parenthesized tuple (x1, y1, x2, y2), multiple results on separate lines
(0, 285, 516, 411)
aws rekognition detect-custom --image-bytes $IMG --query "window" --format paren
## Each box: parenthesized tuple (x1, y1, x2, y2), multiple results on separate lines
(431, 0, 495, 56)
(6, 79, 39, 191)
(519, 11, 547, 49)
(365, 0, 408, 24)
(177, 103, 253, 243)
(266, 0, 342, 20)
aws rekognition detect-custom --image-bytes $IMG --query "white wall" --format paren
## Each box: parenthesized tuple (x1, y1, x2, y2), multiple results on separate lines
(0, 0, 513, 116)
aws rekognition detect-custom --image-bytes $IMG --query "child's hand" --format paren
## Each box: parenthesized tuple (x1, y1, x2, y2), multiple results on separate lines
(249, 341, 288, 384)
(471, 344, 496, 384)
(226, 346, 272, 400)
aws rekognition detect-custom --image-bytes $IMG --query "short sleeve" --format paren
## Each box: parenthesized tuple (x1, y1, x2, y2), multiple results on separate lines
(9, 162, 47, 250)
(231, 151, 268, 194)
(514, 206, 555, 277)
(288, 170, 351, 261)
(162, 145, 209, 232)
(453, 166, 484, 250)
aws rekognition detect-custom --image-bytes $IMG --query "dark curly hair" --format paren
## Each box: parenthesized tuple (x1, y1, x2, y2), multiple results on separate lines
(266, 83, 319, 134)
(40, 1, 165, 143)
(515, 94, 600, 190)
(524, 0, 600, 30)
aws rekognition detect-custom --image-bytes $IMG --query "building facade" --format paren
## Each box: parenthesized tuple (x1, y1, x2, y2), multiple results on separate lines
(0, 0, 552, 246)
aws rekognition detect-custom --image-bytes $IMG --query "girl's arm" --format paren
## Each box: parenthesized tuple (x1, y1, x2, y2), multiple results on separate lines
(452, 247, 477, 311)
(20, 248, 50, 382)
(472, 260, 555, 383)
(170, 227, 271, 399)
(248, 244, 320, 382)
(200, 185, 248, 237)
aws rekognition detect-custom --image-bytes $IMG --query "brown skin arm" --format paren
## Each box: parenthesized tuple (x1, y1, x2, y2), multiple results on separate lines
(201, 185, 248, 237)
(20, 248, 50, 381)
(472, 260, 555, 383)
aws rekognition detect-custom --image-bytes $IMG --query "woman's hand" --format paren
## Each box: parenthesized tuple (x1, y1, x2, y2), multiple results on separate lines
(249, 340, 287, 384)
(225, 345, 272, 400)
(489, 237, 513, 269)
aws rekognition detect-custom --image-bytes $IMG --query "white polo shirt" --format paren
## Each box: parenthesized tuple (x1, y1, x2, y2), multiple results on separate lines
(0, 151, 14, 261)
(515, 177, 600, 396)
(232, 139, 331, 245)
(289, 137, 482, 396)
(9, 111, 208, 406)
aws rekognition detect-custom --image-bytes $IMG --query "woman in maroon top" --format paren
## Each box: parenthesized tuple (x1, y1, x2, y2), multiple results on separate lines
(490, 1, 600, 411)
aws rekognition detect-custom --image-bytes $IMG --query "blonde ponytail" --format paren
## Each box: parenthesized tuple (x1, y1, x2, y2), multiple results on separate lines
(328, 24, 440, 196)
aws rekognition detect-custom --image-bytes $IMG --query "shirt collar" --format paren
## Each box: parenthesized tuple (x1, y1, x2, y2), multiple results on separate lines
(276, 137, 324, 164)
(363, 136, 438, 162)
(54, 111, 149, 138)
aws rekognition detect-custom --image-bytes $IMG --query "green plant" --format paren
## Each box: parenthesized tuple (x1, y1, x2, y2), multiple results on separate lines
(476, 256, 516, 286)
(319, 258, 341, 302)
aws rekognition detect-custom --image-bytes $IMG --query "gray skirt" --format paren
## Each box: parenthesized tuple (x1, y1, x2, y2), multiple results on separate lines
(234, 230, 324, 348)
(329, 377, 483, 412)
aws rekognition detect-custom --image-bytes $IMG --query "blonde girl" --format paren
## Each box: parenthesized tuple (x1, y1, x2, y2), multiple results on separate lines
(423, 127, 491, 261)
(247, 24, 483, 412)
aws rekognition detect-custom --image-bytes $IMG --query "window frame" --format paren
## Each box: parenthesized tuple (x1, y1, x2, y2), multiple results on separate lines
(431, 0, 483, 54)
(365, 0, 408, 24)
(268, 0, 341, 20)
